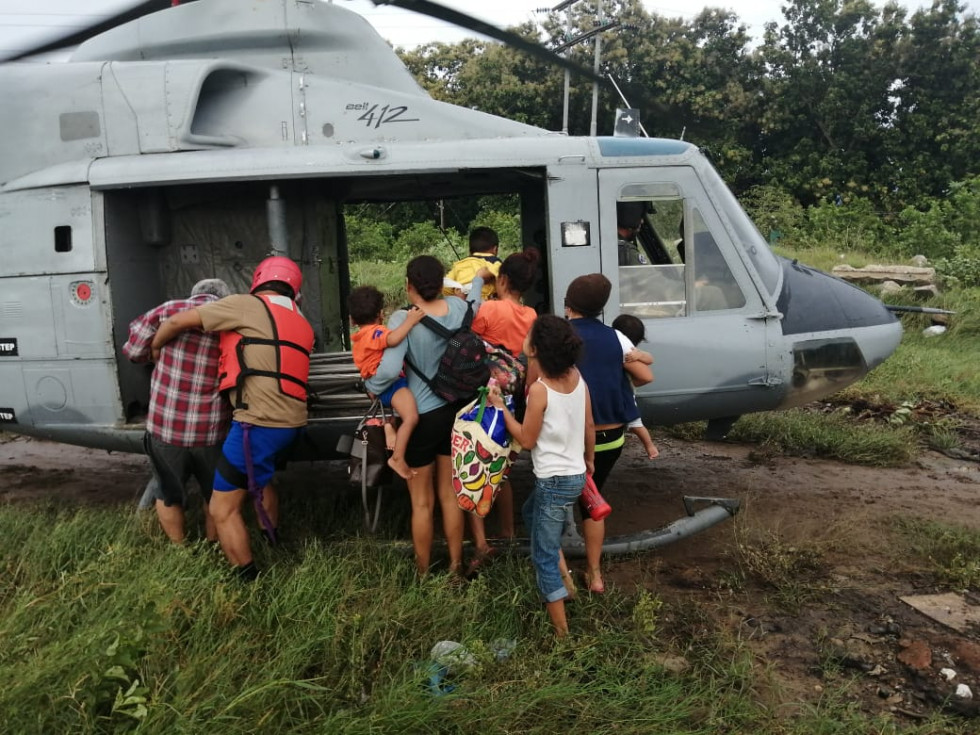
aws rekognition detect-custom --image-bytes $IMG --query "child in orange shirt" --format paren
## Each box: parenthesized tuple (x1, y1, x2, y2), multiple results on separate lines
(465, 249, 541, 574)
(348, 286, 425, 479)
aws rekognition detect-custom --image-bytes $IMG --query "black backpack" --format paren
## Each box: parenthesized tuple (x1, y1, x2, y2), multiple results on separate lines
(404, 302, 490, 404)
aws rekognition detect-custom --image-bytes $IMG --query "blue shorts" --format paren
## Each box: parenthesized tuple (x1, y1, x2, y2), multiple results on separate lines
(378, 376, 408, 408)
(214, 421, 301, 491)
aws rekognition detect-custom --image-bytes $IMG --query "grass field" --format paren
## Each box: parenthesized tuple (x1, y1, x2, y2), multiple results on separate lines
(2, 252, 978, 733)
(1, 495, 975, 734)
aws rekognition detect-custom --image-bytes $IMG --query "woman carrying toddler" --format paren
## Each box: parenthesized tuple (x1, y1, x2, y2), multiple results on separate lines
(348, 285, 424, 480)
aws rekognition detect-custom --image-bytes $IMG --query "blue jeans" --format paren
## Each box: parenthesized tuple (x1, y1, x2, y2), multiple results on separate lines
(523, 473, 586, 603)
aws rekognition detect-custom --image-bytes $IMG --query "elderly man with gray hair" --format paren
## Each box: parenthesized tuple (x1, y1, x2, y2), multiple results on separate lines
(124, 279, 233, 543)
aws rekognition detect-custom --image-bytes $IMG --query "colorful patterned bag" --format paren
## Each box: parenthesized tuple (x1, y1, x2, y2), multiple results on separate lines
(483, 341, 526, 397)
(451, 388, 520, 517)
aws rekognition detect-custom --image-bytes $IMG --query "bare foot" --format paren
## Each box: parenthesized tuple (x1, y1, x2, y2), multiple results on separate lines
(584, 568, 605, 594)
(465, 546, 497, 578)
(383, 422, 397, 451)
(388, 455, 413, 480)
(644, 442, 660, 459)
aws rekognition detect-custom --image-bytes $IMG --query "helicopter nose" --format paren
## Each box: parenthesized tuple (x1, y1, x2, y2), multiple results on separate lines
(775, 258, 903, 408)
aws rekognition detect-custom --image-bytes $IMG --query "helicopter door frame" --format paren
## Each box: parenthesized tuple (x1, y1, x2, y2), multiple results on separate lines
(544, 161, 603, 310)
(597, 166, 783, 425)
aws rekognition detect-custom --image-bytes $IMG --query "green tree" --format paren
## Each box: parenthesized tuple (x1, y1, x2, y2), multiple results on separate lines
(391, 0, 980, 237)
(757, 0, 905, 206)
(344, 214, 394, 261)
(540, 1, 766, 185)
(885, 0, 980, 206)
(399, 24, 563, 130)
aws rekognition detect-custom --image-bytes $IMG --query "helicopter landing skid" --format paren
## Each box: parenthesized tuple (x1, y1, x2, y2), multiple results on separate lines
(482, 495, 740, 558)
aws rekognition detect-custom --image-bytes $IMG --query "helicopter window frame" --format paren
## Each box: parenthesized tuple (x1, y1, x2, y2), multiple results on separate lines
(613, 188, 753, 319)
(615, 192, 690, 320)
(694, 157, 782, 296)
(686, 207, 747, 313)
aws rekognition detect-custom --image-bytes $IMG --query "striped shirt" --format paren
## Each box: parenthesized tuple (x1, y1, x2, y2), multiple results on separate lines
(123, 294, 231, 447)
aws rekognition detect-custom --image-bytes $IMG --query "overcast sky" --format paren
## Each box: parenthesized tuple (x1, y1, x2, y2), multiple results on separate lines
(0, 0, 972, 59)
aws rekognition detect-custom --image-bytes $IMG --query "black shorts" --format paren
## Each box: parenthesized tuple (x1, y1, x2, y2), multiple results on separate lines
(404, 401, 461, 469)
(144, 434, 221, 508)
(591, 426, 626, 491)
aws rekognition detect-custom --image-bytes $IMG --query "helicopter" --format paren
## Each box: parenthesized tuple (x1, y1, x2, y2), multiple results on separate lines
(0, 0, 902, 550)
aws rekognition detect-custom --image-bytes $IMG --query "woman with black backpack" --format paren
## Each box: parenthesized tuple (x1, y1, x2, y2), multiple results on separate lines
(366, 255, 485, 579)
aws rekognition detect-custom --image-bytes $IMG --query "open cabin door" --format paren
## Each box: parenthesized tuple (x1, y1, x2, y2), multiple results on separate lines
(597, 167, 782, 425)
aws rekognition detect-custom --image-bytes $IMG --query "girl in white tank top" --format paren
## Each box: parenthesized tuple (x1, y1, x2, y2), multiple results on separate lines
(531, 376, 587, 478)
(489, 315, 595, 637)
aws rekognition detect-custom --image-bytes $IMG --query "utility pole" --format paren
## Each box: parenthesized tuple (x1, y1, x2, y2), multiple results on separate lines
(541, 0, 578, 135)
(562, 13, 572, 134)
(542, 0, 621, 136)
(590, 0, 603, 137)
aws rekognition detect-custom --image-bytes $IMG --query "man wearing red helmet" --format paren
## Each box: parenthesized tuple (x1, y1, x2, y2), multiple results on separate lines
(152, 256, 314, 580)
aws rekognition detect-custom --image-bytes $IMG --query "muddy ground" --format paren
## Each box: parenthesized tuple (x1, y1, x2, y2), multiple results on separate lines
(2, 430, 980, 724)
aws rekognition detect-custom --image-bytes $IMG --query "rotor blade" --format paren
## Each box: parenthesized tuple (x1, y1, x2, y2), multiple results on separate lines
(4, 0, 175, 61)
(373, 0, 607, 85)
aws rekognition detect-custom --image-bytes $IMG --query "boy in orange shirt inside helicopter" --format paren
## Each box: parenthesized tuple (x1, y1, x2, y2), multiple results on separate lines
(348, 286, 426, 480)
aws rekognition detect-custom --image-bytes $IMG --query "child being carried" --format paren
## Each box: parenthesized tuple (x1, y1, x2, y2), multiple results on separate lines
(611, 314, 659, 460)
(348, 286, 425, 480)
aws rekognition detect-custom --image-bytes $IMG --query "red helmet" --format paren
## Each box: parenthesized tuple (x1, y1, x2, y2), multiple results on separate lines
(251, 256, 302, 296)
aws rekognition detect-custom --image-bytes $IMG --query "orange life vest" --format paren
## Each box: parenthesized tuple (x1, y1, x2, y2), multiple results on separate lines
(218, 294, 314, 409)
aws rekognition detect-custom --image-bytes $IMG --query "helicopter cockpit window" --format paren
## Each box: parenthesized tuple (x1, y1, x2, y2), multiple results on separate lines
(617, 197, 688, 319)
(688, 208, 745, 312)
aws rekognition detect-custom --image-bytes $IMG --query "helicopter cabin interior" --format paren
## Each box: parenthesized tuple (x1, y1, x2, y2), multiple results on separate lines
(101, 160, 774, 430)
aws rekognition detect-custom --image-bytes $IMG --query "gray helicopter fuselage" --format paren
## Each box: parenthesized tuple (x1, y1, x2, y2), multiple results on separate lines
(0, 0, 901, 453)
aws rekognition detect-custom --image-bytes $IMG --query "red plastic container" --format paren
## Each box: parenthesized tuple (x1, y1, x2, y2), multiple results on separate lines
(581, 474, 612, 521)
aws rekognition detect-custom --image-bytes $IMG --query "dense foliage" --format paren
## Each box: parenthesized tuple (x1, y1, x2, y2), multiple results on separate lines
(397, 0, 979, 232)
(348, 2, 980, 284)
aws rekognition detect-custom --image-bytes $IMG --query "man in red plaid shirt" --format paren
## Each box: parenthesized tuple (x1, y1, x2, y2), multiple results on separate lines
(123, 279, 232, 543)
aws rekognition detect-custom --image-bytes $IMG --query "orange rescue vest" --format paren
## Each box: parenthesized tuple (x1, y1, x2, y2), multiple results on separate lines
(218, 294, 314, 409)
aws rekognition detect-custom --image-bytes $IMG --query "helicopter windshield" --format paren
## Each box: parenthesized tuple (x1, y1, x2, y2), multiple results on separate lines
(698, 162, 781, 295)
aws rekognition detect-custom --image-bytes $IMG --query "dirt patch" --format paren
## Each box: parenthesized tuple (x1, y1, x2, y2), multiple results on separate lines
(602, 437, 980, 722)
(0, 434, 149, 505)
(2, 431, 980, 721)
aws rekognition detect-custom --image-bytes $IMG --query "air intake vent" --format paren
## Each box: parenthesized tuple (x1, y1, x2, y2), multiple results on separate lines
(0, 301, 24, 321)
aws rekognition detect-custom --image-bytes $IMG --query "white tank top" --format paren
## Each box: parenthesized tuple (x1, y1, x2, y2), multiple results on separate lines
(532, 375, 587, 479)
